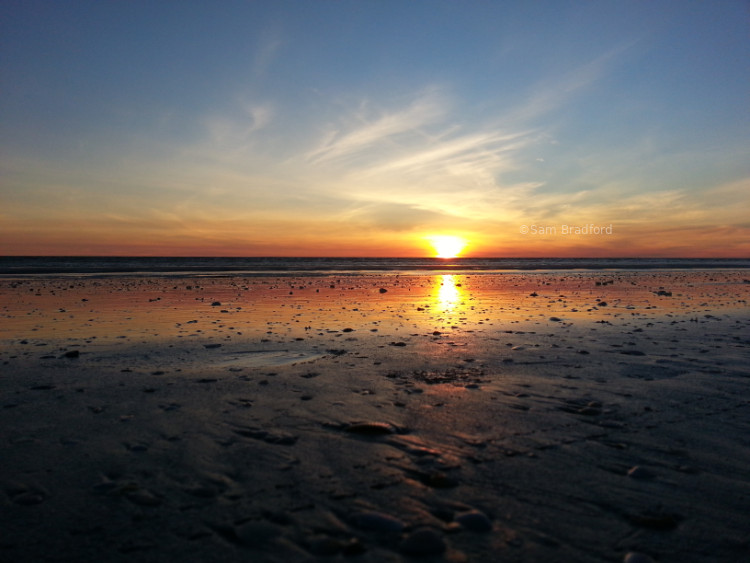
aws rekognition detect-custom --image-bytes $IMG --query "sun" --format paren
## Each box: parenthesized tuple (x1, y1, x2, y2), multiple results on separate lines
(428, 235, 468, 259)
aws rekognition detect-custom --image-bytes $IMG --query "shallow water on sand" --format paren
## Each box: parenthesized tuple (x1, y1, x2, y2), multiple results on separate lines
(1, 270, 747, 346)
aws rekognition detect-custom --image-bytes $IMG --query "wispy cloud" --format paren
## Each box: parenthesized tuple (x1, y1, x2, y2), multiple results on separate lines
(167, 47, 635, 232)
(298, 48, 634, 227)
(509, 42, 637, 125)
(252, 28, 284, 78)
(204, 101, 274, 150)
(362, 129, 532, 178)
(301, 99, 544, 227)
(305, 89, 446, 164)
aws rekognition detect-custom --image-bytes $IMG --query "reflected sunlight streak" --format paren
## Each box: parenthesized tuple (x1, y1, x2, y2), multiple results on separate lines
(434, 274, 463, 311)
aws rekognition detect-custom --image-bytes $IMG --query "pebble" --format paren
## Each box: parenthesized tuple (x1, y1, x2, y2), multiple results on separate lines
(624, 552, 655, 563)
(399, 527, 446, 555)
(261, 430, 299, 445)
(627, 465, 655, 480)
(345, 421, 397, 435)
(628, 511, 680, 530)
(233, 426, 298, 445)
(308, 536, 342, 556)
(455, 509, 492, 532)
(350, 510, 405, 533)
(12, 491, 46, 505)
(184, 485, 217, 498)
(341, 538, 366, 555)
(422, 471, 459, 488)
(127, 489, 161, 507)
(234, 520, 281, 547)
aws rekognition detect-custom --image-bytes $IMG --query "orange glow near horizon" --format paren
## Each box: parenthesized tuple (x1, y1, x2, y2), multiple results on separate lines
(4, 222, 750, 258)
(427, 235, 468, 258)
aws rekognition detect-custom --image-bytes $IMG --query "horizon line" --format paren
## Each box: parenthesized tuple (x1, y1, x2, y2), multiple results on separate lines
(2, 255, 748, 261)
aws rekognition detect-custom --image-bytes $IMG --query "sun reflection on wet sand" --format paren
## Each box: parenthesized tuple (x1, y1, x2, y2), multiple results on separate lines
(433, 275, 463, 312)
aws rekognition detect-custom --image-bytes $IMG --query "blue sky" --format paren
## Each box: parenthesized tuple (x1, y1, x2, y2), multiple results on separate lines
(2, 1, 748, 256)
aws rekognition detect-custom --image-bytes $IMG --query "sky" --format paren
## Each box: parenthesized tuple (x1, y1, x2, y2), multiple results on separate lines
(1, 1, 749, 257)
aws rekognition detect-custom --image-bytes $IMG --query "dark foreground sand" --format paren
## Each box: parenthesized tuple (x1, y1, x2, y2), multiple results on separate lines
(1, 271, 749, 562)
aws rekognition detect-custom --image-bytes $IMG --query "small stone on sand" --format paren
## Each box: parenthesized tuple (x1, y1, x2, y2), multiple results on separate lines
(234, 520, 282, 547)
(422, 471, 459, 488)
(624, 552, 655, 563)
(127, 489, 161, 507)
(455, 509, 492, 532)
(308, 536, 342, 556)
(12, 491, 46, 505)
(399, 527, 446, 555)
(627, 466, 655, 480)
(345, 421, 397, 435)
(350, 510, 405, 532)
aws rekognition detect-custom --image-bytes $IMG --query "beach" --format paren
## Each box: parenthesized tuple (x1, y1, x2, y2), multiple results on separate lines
(1, 270, 749, 562)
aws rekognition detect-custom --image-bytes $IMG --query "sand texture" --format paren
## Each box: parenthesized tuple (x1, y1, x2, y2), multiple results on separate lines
(1, 271, 749, 562)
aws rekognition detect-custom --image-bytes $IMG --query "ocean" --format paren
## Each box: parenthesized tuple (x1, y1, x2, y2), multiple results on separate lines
(1, 256, 749, 276)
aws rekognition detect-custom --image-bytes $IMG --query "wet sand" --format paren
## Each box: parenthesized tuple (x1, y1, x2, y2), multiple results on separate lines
(1, 271, 749, 562)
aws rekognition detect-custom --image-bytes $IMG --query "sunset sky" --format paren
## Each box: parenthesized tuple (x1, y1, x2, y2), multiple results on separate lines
(2, 1, 748, 257)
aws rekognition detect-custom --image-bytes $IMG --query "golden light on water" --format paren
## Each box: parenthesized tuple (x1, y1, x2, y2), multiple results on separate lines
(435, 274, 463, 311)
(428, 235, 468, 258)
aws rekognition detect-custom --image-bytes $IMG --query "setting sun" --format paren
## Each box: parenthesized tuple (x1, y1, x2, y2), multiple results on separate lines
(428, 235, 468, 259)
